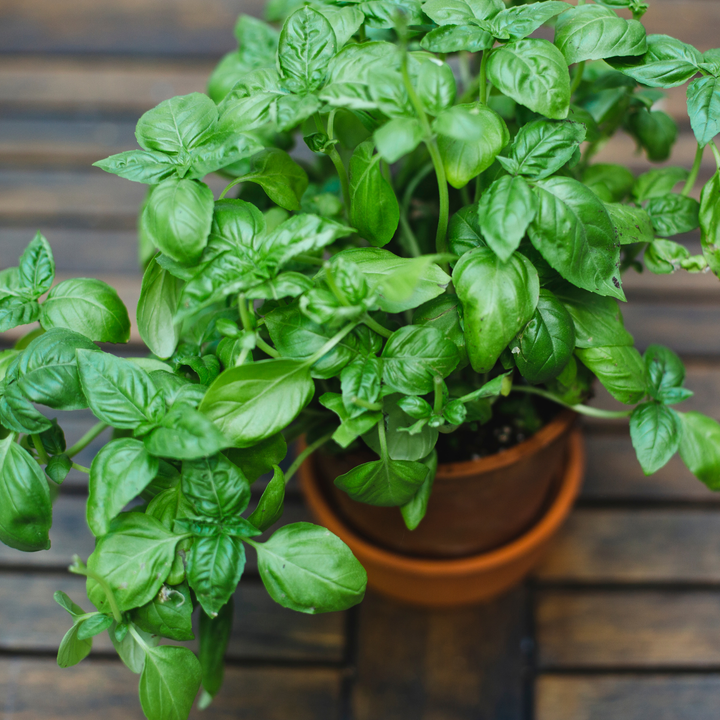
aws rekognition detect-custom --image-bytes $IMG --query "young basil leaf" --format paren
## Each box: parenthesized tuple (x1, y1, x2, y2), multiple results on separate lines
(447, 204, 486, 258)
(644, 344, 689, 405)
(279, 6, 336, 94)
(186, 133, 264, 180)
(630, 402, 681, 475)
(529, 177, 623, 300)
(575, 345, 647, 404)
(477, 175, 538, 262)
(57, 622, 92, 668)
(76, 613, 114, 641)
(422, 0, 504, 26)
(487, 39, 571, 120)
(181, 453, 251, 521)
(253, 522, 367, 612)
(247, 465, 286, 532)
(554, 4, 647, 65)
(582, 164, 635, 203)
(93, 150, 179, 184)
(320, 392, 382, 448)
(88, 438, 159, 537)
(137, 257, 182, 360)
(365, 402, 438, 461)
(16, 328, 99, 411)
(87, 513, 183, 613)
(381, 326, 459, 396)
(633, 167, 689, 202)
(510, 288, 576, 385)
(368, 65, 414, 119)
(413, 295, 468, 367)
(139, 645, 202, 720)
(198, 601, 233, 709)
(605, 203, 654, 245)
(627, 109, 677, 162)
(0, 296, 40, 333)
(341, 355, 382, 419)
(54, 590, 85, 618)
(454, 247, 539, 374)
(700, 171, 720, 277)
(374, 117, 424, 164)
(132, 582, 194, 641)
(679, 411, 720, 490)
(349, 140, 400, 247)
(400, 450, 437, 531)
(40, 278, 130, 343)
(434, 103, 509, 188)
(335, 456, 429, 506)
(110, 622, 158, 674)
(687, 76, 720, 148)
(216, 68, 284, 132)
(644, 239, 690, 274)
(646, 194, 700, 237)
(224, 433, 287, 484)
(420, 25, 493, 54)
(412, 53, 456, 116)
(144, 404, 230, 460)
(143, 177, 215, 264)
(77, 350, 165, 429)
(46, 453, 72, 484)
(480, 2, 570, 41)
(240, 148, 309, 211)
(18, 232, 54, 299)
(0, 433, 52, 552)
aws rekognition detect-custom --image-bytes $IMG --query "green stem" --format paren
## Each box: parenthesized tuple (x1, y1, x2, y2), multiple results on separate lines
(306, 323, 359, 365)
(426, 140, 450, 260)
(362, 314, 393, 339)
(570, 61, 586, 96)
(66, 422, 108, 459)
(711, 141, 720, 172)
(377, 411, 388, 458)
(399, 162, 433, 258)
(682, 143, 704, 196)
(478, 48, 493, 105)
(237, 294, 255, 333)
(314, 113, 351, 215)
(31, 434, 50, 465)
(294, 253, 325, 266)
(352, 397, 383, 411)
(512, 385, 633, 419)
(283, 431, 335, 486)
(72, 462, 91, 474)
(128, 624, 150, 650)
(433, 376, 444, 415)
(69, 556, 122, 623)
(255, 336, 280, 359)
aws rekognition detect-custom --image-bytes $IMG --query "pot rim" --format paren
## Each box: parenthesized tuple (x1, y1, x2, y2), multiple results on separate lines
(299, 429, 585, 576)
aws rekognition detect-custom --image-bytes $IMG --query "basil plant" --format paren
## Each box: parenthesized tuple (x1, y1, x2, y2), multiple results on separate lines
(3, 0, 720, 716)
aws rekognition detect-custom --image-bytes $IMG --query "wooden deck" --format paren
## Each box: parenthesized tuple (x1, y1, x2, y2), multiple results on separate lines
(2, 1, 720, 717)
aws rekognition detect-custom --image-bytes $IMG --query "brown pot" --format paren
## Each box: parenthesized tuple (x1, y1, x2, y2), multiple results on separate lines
(299, 415, 584, 607)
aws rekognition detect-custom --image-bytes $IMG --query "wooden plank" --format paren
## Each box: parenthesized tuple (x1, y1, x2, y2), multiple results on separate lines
(0, 658, 341, 719)
(535, 509, 720, 582)
(0, 573, 345, 661)
(536, 675, 720, 720)
(537, 590, 720, 668)
(351, 588, 527, 720)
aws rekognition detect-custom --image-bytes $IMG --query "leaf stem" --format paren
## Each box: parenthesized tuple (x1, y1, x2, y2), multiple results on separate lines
(237, 294, 255, 333)
(72, 462, 91, 474)
(66, 422, 108, 459)
(31, 434, 50, 465)
(219, 176, 247, 201)
(69, 555, 123, 623)
(399, 162, 433, 258)
(682, 143, 704, 196)
(478, 48, 493, 105)
(314, 113, 351, 215)
(570, 61, 586, 96)
(511, 385, 633, 419)
(306, 323, 359, 366)
(433, 376, 444, 415)
(255, 336, 280, 359)
(352, 397, 383, 411)
(711, 141, 720, 172)
(362, 314, 393, 339)
(377, 411, 389, 459)
(283, 431, 335, 486)
(128, 624, 150, 650)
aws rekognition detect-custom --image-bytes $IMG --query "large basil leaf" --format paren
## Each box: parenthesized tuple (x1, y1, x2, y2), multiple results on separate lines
(279, 6, 336, 94)
(132, 581, 194, 641)
(18, 232, 54, 298)
(412, 295, 468, 366)
(200, 359, 314, 447)
(381, 326, 459, 395)
(454, 247, 539, 373)
(217, 68, 285, 132)
(77, 350, 165, 429)
(199, 602, 233, 707)
(575, 345, 646, 404)
(434, 103, 509, 188)
(188, 534, 245, 617)
(137, 257, 182, 360)
(479, 1, 570, 41)
(253, 522, 367, 612)
(700, 172, 720, 277)
(605, 203, 654, 245)
(630, 402, 681, 475)
(181, 453, 251, 521)
(0, 433, 52, 552)
(646, 194, 700, 237)
(93, 150, 179, 184)
(633, 167, 688, 202)
(476, 175, 537, 261)
(139, 645, 202, 720)
(88, 513, 183, 612)
(240, 148, 309, 211)
(554, 5, 647, 64)
(16, 328, 98, 411)
(316, 5, 363, 48)
(186, 132, 264, 180)
(422, 0, 504, 26)
(487, 39, 570, 120)
(88, 439, 159, 537)
(412, 52, 456, 116)
(511, 289, 575, 385)
(335, 456, 428, 506)
(686, 76, 720, 147)
(349, 140, 399, 247)
(143, 177, 214, 264)
(420, 24, 493, 53)
(529, 177, 623, 300)
(679, 412, 720, 490)
(41, 278, 130, 343)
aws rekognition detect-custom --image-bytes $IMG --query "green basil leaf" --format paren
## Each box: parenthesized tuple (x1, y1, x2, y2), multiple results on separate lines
(88, 438, 159, 537)
(687, 76, 720, 147)
(335, 456, 428, 506)
(216, 68, 284, 132)
(254, 522, 367, 612)
(447, 204, 486, 258)
(454, 247, 539, 373)
(529, 177, 624, 300)
(319, 392, 382, 448)
(247, 465, 286, 532)
(77, 350, 164, 429)
(241, 148, 309, 211)
(0, 382, 52, 434)
(422, 0, 504, 26)
(381, 326, 459, 395)
(487, 39, 570, 120)
(420, 24, 493, 53)
(132, 581, 194, 641)
(279, 6, 336, 94)
(57, 623, 92, 668)
(412, 295, 468, 367)
(349, 140, 400, 247)
(54, 590, 85, 618)
(137, 256, 182, 360)
(700, 171, 720, 277)
(646, 193, 700, 237)
(412, 52, 456, 115)
(76, 613, 114, 641)
(188, 534, 245, 617)
(627, 109, 677, 162)
(374, 117, 424, 164)
(136, 93, 217, 154)
(575, 345, 647, 404)
(315, 5, 363, 48)
(40, 278, 130, 343)
(644, 344, 687, 405)
(633, 166, 689, 202)
(145, 404, 229, 460)
(224, 433, 287, 484)
(554, 4, 647, 65)
(198, 602, 233, 708)
(88, 513, 183, 613)
(139, 645, 202, 720)
(400, 450, 437, 531)
(477, 175, 537, 262)
(363, 402, 439, 461)
(679, 411, 720, 489)
(143, 177, 214, 264)
(363, 0, 424, 28)
(434, 103, 509, 188)
(582, 164, 635, 203)
(93, 150, 179, 184)
(110, 622, 158, 674)
(18, 231, 55, 298)
(511, 288, 575, 385)
(0, 433, 52, 552)
(644, 239, 690, 274)
(605, 202, 654, 245)
(630, 401, 681, 475)
(0, 297, 39, 333)
(181, 453, 251, 521)
(482, 2, 570, 41)
(341, 355, 382, 419)
(46, 453, 72, 484)
(16, 328, 99, 410)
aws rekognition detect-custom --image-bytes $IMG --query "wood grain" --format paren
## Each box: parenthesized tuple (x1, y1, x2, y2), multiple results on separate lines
(536, 675, 720, 720)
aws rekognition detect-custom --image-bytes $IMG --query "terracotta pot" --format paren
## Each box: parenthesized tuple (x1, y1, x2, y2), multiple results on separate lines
(299, 420, 584, 607)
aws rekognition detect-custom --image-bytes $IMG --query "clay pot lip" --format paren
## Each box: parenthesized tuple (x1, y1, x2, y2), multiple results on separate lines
(436, 408, 577, 480)
(299, 429, 585, 576)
